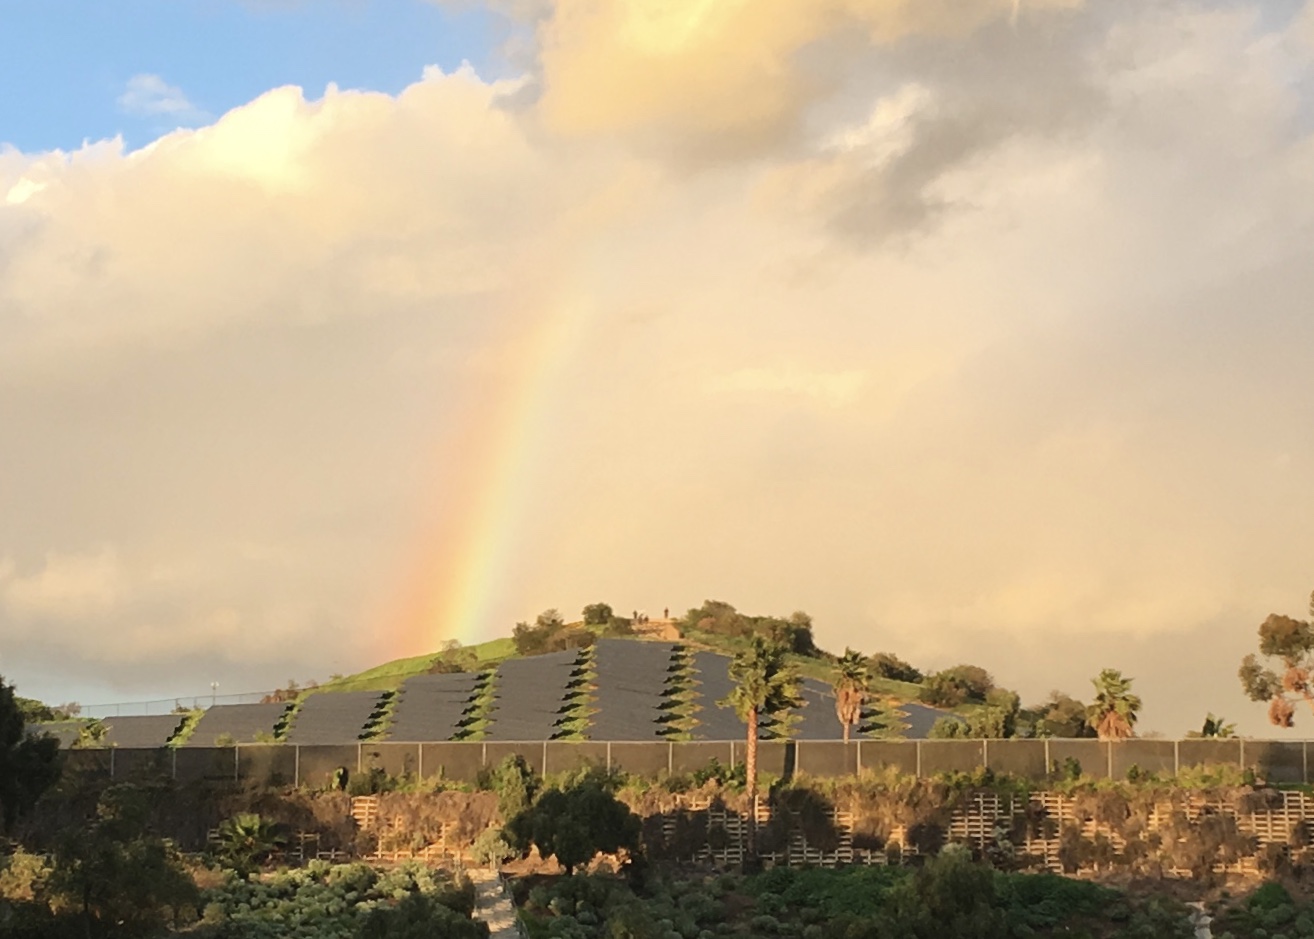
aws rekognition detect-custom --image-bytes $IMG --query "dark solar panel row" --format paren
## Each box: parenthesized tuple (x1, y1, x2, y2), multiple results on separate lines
(688, 651, 754, 740)
(899, 702, 965, 739)
(184, 703, 289, 746)
(282, 691, 385, 744)
(388, 672, 481, 742)
(484, 650, 578, 741)
(101, 714, 186, 748)
(26, 722, 82, 748)
(589, 639, 678, 740)
(788, 677, 864, 740)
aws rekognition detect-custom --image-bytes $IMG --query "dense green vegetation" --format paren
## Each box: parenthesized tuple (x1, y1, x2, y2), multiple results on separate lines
(514, 849, 1196, 939)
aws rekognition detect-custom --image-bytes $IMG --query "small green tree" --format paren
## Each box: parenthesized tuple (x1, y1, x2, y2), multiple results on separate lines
(506, 774, 640, 875)
(1086, 669, 1142, 740)
(1240, 590, 1314, 727)
(582, 603, 614, 626)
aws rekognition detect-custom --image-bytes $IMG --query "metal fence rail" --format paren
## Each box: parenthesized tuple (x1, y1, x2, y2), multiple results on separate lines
(81, 691, 275, 718)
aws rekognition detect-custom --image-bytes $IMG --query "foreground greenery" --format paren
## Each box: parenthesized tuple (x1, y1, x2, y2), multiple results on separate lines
(516, 849, 1196, 939)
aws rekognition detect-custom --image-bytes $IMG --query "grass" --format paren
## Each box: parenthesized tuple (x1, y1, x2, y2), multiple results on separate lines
(312, 637, 518, 695)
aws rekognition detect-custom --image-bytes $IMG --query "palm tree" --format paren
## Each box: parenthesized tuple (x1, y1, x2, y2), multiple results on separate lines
(832, 648, 869, 743)
(215, 812, 288, 875)
(721, 636, 802, 858)
(1085, 669, 1142, 741)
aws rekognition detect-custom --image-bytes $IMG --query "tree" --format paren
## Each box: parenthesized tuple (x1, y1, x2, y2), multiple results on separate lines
(506, 773, 640, 875)
(870, 652, 923, 684)
(832, 648, 869, 744)
(1239, 590, 1314, 727)
(1085, 669, 1141, 740)
(919, 665, 994, 708)
(582, 603, 614, 626)
(1030, 692, 1095, 739)
(0, 675, 62, 831)
(720, 636, 802, 858)
(49, 784, 198, 937)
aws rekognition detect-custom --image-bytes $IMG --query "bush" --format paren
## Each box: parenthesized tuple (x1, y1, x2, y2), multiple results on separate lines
(870, 652, 923, 684)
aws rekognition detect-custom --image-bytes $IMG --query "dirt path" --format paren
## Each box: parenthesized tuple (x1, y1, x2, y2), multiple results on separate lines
(469, 867, 519, 939)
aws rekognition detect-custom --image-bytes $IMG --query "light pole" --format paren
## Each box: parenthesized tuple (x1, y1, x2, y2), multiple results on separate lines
(210, 682, 218, 708)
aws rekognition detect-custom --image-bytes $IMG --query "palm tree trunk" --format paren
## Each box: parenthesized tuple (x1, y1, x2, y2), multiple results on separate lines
(745, 706, 758, 860)
(842, 721, 850, 744)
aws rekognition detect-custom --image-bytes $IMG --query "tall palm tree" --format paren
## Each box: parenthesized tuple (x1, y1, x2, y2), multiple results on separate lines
(1085, 669, 1142, 741)
(833, 648, 869, 743)
(721, 636, 802, 858)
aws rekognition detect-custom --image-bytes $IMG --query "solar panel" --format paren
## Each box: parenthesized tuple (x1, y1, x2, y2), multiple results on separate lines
(785, 677, 850, 740)
(688, 651, 752, 740)
(184, 703, 289, 746)
(101, 714, 185, 748)
(283, 691, 386, 744)
(484, 651, 578, 741)
(25, 722, 82, 748)
(388, 672, 481, 742)
(589, 639, 678, 740)
(898, 703, 965, 739)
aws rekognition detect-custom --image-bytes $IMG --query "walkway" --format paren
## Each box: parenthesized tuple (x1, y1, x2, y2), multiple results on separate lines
(469, 867, 519, 939)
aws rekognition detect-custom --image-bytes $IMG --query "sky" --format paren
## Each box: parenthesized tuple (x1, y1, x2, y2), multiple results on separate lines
(2, 0, 1313, 737)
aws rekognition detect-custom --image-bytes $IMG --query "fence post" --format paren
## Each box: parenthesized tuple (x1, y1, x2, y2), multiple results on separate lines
(482, 741, 487, 770)
(915, 740, 922, 777)
(667, 742, 673, 777)
(1174, 740, 1180, 777)
(606, 741, 612, 772)
(110, 746, 115, 779)
(171, 747, 177, 781)
(1107, 742, 1114, 780)
(981, 739, 989, 772)
(418, 744, 424, 782)
(234, 744, 239, 783)
(856, 740, 863, 775)
(295, 745, 301, 787)
(1240, 738, 1246, 774)
(1043, 738, 1050, 775)
(1305, 741, 1309, 784)
(357, 743, 363, 775)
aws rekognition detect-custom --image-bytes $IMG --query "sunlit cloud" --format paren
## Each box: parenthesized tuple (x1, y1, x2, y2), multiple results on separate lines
(2, 1, 1312, 736)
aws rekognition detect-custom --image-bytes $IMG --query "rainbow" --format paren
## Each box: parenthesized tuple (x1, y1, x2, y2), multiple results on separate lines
(382, 293, 588, 658)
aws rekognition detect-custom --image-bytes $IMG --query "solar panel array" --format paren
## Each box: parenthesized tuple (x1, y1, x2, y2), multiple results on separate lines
(26, 722, 82, 747)
(484, 650, 579, 741)
(185, 703, 289, 746)
(589, 639, 678, 740)
(102, 714, 185, 748)
(388, 672, 481, 741)
(787, 677, 850, 740)
(688, 651, 754, 740)
(282, 691, 385, 744)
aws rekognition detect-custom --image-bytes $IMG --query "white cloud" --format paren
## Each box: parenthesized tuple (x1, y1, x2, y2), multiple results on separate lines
(117, 73, 208, 124)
